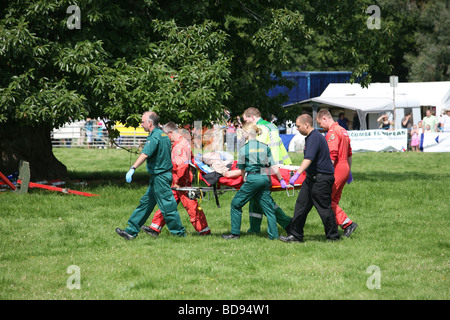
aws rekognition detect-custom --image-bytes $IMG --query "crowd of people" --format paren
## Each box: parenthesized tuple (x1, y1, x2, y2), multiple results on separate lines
(71, 107, 450, 154)
(377, 108, 450, 152)
(115, 107, 358, 243)
(377, 108, 450, 134)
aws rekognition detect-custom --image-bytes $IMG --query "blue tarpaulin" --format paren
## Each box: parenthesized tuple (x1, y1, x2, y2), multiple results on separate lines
(267, 71, 353, 106)
(280, 134, 295, 152)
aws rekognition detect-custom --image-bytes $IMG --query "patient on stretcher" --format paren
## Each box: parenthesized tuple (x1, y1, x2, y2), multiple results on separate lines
(201, 151, 235, 175)
(195, 151, 305, 188)
(196, 151, 242, 186)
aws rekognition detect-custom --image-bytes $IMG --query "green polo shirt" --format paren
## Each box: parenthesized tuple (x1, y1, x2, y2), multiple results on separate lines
(142, 127, 173, 174)
(237, 139, 275, 173)
(422, 115, 438, 132)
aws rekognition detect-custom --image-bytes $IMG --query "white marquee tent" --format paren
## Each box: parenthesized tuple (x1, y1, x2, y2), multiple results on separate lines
(287, 81, 450, 130)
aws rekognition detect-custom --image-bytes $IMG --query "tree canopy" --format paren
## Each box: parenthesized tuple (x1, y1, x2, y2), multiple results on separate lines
(1, 0, 400, 129)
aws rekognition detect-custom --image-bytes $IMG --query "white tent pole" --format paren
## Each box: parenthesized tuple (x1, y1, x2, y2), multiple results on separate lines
(390, 76, 398, 130)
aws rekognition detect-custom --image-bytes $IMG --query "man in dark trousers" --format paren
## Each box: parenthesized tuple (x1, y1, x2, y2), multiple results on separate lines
(280, 114, 340, 242)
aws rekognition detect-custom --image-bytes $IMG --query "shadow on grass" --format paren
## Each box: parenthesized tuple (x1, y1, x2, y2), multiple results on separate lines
(213, 232, 338, 243)
(65, 170, 212, 191)
(68, 169, 449, 185)
(353, 171, 449, 182)
(65, 170, 152, 189)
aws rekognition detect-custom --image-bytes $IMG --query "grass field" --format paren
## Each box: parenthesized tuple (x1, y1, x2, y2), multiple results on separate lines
(0, 148, 449, 300)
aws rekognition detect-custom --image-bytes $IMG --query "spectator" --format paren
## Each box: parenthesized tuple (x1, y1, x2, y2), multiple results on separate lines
(401, 112, 413, 150)
(97, 119, 105, 148)
(417, 120, 424, 134)
(226, 120, 236, 153)
(85, 118, 94, 149)
(352, 111, 360, 130)
(377, 114, 392, 130)
(337, 113, 349, 130)
(235, 115, 243, 129)
(211, 123, 224, 151)
(422, 109, 438, 132)
(401, 112, 412, 130)
(235, 115, 245, 151)
(410, 125, 420, 152)
(440, 109, 450, 132)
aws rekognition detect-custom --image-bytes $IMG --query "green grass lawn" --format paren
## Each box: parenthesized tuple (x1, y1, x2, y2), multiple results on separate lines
(1, 148, 449, 300)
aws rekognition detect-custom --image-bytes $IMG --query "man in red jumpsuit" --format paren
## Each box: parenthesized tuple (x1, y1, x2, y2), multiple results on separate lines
(141, 122, 211, 236)
(316, 110, 358, 237)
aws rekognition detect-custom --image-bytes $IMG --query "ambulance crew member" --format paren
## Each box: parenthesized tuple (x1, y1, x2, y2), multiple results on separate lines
(115, 111, 186, 240)
(242, 107, 292, 234)
(222, 122, 287, 240)
(315, 110, 358, 237)
(141, 122, 211, 236)
(280, 114, 340, 242)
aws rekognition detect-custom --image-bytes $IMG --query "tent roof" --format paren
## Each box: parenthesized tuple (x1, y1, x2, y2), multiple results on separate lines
(288, 81, 450, 114)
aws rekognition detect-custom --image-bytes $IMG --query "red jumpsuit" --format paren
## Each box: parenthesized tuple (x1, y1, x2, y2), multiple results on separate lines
(149, 134, 211, 235)
(325, 122, 353, 229)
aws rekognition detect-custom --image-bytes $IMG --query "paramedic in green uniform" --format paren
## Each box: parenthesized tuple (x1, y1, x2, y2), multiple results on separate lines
(242, 107, 292, 234)
(222, 122, 287, 240)
(115, 111, 185, 240)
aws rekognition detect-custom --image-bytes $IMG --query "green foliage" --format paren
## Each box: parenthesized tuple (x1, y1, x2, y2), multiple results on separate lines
(285, 0, 395, 87)
(404, 0, 450, 81)
(0, 1, 233, 127)
(0, 0, 396, 128)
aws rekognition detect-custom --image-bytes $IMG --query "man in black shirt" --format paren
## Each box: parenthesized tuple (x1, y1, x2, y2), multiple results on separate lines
(280, 114, 340, 242)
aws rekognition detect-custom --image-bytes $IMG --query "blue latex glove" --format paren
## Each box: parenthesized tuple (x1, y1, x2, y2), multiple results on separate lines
(289, 172, 300, 185)
(126, 168, 135, 183)
(280, 179, 287, 189)
(347, 171, 353, 184)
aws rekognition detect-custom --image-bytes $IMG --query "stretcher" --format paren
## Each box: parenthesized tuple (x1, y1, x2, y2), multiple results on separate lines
(1, 160, 100, 197)
(172, 152, 305, 208)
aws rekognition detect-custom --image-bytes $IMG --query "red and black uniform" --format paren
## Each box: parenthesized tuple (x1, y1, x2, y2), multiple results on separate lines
(149, 134, 210, 235)
(325, 122, 353, 229)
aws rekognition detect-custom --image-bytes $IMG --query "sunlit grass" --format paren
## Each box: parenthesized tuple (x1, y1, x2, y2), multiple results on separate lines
(0, 149, 448, 299)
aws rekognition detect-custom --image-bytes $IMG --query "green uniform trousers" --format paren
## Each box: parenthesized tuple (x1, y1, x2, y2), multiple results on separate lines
(248, 200, 291, 233)
(230, 174, 278, 239)
(125, 171, 185, 237)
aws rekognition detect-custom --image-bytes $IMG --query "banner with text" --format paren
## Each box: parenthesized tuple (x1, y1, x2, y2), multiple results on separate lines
(421, 132, 450, 152)
(349, 129, 408, 152)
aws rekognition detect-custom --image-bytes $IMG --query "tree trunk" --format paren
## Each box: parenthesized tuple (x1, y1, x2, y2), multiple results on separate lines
(0, 124, 67, 181)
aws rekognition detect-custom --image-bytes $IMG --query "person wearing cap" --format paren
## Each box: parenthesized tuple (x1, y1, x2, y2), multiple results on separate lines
(280, 114, 340, 243)
(222, 122, 287, 240)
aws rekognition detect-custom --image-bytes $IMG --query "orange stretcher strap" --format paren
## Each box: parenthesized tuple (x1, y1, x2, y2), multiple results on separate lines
(0, 171, 16, 190)
(18, 180, 100, 197)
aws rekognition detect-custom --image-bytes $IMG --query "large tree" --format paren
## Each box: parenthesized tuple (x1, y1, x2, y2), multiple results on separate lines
(1, 0, 393, 180)
(404, 0, 450, 81)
